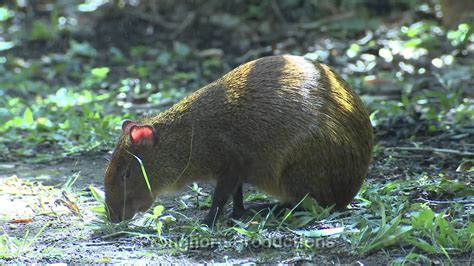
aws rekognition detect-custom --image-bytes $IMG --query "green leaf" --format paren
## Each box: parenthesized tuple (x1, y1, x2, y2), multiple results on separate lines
(0, 7, 13, 21)
(89, 185, 105, 204)
(407, 238, 438, 253)
(127, 150, 153, 199)
(174, 42, 190, 58)
(153, 205, 164, 217)
(403, 38, 422, 48)
(447, 23, 471, 46)
(31, 20, 58, 41)
(0, 41, 15, 51)
(91, 67, 110, 80)
(232, 227, 255, 238)
(23, 108, 33, 125)
(160, 214, 176, 223)
(411, 208, 435, 229)
(68, 40, 98, 58)
(404, 21, 430, 37)
(346, 43, 360, 58)
(156, 52, 171, 66)
(244, 192, 268, 202)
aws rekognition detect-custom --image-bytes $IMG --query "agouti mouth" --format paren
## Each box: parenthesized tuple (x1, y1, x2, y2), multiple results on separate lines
(107, 209, 137, 223)
(107, 203, 150, 223)
(107, 211, 123, 223)
(106, 205, 129, 223)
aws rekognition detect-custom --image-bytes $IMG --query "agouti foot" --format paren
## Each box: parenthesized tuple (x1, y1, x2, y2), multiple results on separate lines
(201, 218, 213, 228)
(227, 203, 290, 222)
(201, 211, 220, 228)
(201, 216, 215, 228)
(230, 207, 247, 220)
(247, 202, 290, 216)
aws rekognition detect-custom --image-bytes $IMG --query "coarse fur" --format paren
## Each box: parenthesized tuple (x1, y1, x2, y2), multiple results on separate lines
(104, 55, 373, 224)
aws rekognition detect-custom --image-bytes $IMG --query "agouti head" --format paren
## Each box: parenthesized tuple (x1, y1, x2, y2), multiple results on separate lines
(104, 119, 158, 222)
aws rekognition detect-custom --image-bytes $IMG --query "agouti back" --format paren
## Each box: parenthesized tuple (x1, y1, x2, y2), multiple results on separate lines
(104, 55, 373, 226)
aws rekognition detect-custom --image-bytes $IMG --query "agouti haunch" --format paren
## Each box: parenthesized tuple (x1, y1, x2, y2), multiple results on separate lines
(104, 55, 373, 226)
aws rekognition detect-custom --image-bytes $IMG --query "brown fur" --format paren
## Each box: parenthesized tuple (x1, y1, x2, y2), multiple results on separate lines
(104, 55, 373, 224)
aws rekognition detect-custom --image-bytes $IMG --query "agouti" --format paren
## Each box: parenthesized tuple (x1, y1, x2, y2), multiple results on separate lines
(104, 55, 373, 226)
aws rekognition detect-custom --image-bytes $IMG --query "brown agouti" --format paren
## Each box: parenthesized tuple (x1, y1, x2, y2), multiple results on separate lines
(104, 55, 373, 226)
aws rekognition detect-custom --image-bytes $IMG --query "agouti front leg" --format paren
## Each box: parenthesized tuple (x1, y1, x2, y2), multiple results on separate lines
(202, 176, 240, 227)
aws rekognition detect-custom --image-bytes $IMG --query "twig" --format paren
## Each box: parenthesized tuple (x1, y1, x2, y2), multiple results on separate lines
(390, 154, 425, 159)
(297, 11, 355, 30)
(129, 9, 180, 29)
(129, 99, 175, 111)
(100, 231, 132, 239)
(171, 12, 196, 38)
(387, 147, 474, 157)
(271, 0, 287, 23)
(417, 197, 474, 205)
(236, 46, 273, 63)
(85, 240, 130, 246)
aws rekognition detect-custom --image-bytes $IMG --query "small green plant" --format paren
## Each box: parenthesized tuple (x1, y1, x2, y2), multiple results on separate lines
(447, 23, 472, 47)
(230, 209, 274, 241)
(189, 183, 211, 208)
(81, 67, 110, 88)
(144, 205, 176, 240)
(89, 185, 108, 221)
(283, 196, 336, 228)
(62, 172, 81, 192)
(389, 251, 432, 265)
(89, 185, 133, 236)
(0, 223, 49, 259)
(407, 208, 474, 259)
(350, 203, 412, 255)
(244, 191, 268, 202)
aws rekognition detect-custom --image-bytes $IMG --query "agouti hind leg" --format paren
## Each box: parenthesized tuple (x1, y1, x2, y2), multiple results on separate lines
(202, 175, 240, 227)
(231, 184, 246, 218)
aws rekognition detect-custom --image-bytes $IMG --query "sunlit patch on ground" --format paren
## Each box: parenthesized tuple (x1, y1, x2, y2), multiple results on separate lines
(0, 175, 65, 222)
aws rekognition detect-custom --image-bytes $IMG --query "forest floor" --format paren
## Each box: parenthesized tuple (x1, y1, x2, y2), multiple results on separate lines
(1, 135, 472, 264)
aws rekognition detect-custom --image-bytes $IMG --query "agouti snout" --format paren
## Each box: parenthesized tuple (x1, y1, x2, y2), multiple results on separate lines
(104, 55, 373, 226)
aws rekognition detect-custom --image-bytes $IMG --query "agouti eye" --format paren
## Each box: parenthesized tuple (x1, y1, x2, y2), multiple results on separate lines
(123, 169, 131, 180)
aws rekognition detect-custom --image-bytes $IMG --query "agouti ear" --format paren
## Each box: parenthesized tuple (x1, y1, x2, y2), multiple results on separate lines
(122, 119, 137, 134)
(129, 125, 155, 148)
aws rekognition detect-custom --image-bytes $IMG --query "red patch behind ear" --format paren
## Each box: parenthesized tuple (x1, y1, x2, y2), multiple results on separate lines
(129, 125, 155, 148)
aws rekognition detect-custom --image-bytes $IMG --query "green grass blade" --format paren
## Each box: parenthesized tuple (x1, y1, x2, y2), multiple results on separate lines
(127, 150, 153, 199)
